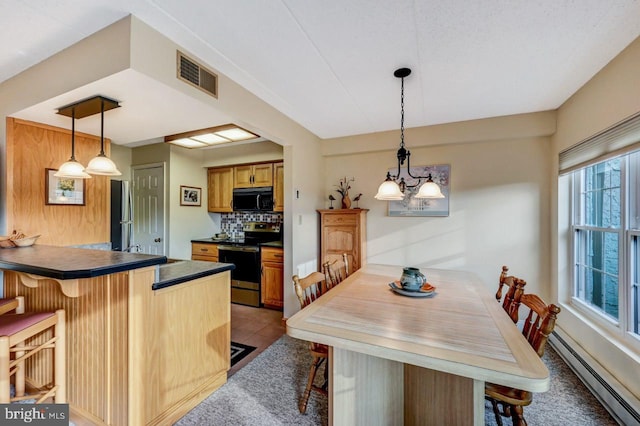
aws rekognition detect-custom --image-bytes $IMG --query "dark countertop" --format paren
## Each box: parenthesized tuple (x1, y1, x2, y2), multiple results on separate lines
(0, 244, 166, 280)
(191, 238, 224, 244)
(261, 241, 283, 248)
(191, 238, 283, 248)
(153, 260, 235, 290)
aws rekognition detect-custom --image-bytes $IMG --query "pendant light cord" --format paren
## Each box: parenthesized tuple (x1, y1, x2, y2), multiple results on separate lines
(70, 108, 76, 161)
(100, 98, 106, 155)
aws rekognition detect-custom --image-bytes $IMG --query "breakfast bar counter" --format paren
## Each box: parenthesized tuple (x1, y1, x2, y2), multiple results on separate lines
(287, 264, 549, 426)
(0, 245, 233, 425)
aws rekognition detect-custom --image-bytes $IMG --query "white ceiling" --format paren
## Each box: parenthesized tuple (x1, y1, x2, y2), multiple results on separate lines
(1, 0, 640, 146)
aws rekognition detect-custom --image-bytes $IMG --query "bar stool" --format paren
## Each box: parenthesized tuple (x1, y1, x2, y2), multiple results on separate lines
(0, 309, 66, 403)
(0, 297, 24, 315)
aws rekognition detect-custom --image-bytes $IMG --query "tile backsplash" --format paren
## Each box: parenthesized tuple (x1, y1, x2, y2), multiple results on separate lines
(220, 212, 283, 237)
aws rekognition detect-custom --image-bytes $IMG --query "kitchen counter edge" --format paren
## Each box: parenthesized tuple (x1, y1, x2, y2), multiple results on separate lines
(153, 261, 235, 290)
(0, 244, 167, 280)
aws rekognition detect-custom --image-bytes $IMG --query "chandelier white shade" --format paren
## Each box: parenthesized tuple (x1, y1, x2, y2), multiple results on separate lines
(54, 159, 91, 179)
(85, 154, 121, 176)
(415, 177, 445, 198)
(374, 174, 405, 200)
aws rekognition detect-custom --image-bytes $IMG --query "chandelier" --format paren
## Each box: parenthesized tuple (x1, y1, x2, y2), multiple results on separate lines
(374, 68, 444, 200)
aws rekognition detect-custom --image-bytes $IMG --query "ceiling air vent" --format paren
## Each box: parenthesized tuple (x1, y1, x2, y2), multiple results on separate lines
(177, 51, 218, 98)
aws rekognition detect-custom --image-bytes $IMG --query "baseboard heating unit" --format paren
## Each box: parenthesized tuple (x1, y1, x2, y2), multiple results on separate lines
(550, 329, 640, 426)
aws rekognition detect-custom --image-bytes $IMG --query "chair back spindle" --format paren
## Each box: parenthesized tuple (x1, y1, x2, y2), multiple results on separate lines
(496, 266, 526, 323)
(323, 254, 350, 290)
(520, 294, 561, 357)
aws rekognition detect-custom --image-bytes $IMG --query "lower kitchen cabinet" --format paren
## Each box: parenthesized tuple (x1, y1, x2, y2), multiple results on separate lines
(261, 246, 284, 309)
(192, 242, 219, 261)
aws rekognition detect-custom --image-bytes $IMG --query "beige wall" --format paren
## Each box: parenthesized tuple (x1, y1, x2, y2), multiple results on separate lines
(552, 36, 640, 397)
(323, 113, 554, 296)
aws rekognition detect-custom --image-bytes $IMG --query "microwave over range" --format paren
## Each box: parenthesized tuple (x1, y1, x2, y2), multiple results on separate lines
(232, 187, 274, 212)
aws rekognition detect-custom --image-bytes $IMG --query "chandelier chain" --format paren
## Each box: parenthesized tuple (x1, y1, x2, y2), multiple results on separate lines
(400, 76, 405, 148)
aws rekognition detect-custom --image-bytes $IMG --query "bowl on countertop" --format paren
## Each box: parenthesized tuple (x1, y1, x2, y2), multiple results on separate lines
(11, 234, 41, 247)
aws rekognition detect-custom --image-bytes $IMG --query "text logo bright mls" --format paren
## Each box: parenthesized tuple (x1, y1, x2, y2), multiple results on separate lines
(1, 404, 68, 425)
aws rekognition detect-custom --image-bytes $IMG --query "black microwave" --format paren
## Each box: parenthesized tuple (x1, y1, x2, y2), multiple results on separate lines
(233, 187, 274, 211)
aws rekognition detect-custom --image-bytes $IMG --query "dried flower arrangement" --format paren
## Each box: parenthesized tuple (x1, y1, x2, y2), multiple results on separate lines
(334, 177, 355, 209)
(335, 177, 354, 197)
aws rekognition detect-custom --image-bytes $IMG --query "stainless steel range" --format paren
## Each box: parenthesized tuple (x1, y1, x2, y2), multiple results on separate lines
(217, 222, 281, 307)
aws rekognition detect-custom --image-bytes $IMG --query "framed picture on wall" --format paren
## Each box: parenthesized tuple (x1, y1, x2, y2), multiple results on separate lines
(180, 185, 202, 206)
(45, 168, 86, 205)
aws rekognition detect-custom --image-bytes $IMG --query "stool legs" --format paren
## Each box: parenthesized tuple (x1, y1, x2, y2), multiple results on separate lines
(0, 336, 9, 402)
(54, 309, 66, 403)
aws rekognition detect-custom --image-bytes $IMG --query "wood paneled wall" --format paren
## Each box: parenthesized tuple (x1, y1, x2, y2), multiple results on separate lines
(6, 118, 110, 246)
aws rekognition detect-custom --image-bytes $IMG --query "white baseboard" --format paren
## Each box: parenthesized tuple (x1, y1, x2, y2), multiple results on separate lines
(550, 329, 640, 426)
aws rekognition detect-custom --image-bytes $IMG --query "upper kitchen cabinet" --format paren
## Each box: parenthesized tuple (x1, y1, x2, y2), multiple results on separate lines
(208, 167, 234, 212)
(273, 162, 284, 212)
(234, 163, 273, 188)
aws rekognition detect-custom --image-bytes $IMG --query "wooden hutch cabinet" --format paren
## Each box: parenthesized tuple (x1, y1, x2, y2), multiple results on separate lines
(318, 209, 368, 273)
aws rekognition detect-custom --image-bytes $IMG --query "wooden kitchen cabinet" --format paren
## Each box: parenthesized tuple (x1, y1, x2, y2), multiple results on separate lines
(318, 209, 368, 273)
(192, 242, 219, 261)
(234, 163, 273, 188)
(261, 246, 284, 309)
(207, 167, 234, 212)
(273, 162, 284, 212)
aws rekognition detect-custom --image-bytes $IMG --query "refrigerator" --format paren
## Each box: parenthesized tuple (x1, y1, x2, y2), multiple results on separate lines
(110, 180, 133, 251)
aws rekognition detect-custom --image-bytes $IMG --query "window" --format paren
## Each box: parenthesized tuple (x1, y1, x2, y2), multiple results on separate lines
(564, 113, 640, 342)
(572, 154, 640, 338)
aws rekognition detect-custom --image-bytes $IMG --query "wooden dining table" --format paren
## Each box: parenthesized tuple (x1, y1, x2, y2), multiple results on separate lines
(286, 264, 549, 426)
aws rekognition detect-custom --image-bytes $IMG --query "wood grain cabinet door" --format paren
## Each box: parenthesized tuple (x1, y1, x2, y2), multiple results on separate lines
(261, 247, 284, 309)
(234, 163, 274, 188)
(252, 163, 273, 187)
(273, 162, 284, 212)
(207, 167, 233, 212)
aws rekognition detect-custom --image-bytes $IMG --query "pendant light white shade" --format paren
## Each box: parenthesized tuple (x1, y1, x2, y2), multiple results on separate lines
(85, 96, 121, 176)
(415, 180, 445, 198)
(85, 154, 121, 176)
(374, 180, 405, 200)
(54, 160, 91, 179)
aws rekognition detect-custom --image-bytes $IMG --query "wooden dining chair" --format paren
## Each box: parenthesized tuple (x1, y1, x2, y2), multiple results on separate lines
(496, 266, 526, 323)
(485, 293, 561, 426)
(322, 254, 349, 290)
(292, 272, 329, 413)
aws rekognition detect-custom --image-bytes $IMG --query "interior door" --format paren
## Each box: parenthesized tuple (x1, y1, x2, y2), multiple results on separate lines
(132, 164, 165, 255)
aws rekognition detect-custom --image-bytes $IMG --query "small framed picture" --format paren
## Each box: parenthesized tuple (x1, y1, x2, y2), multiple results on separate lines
(180, 185, 201, 206)
(45, 168, 86, 205)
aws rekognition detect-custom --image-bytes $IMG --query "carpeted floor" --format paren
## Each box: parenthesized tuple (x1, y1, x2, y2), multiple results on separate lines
(176, 335, 616, 426)
(176, 335, 327, 425)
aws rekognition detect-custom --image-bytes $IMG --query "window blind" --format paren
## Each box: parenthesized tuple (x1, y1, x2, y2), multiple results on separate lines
(559, 111, 640, 174)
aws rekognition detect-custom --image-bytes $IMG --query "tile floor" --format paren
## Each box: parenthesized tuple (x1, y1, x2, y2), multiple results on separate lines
(229, 303, 286, 377)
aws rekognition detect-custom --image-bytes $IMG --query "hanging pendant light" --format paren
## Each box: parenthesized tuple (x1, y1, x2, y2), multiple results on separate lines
(54, 107, 91, 179)
(85, 97, 122, 176)
(374, 68, 444, 200)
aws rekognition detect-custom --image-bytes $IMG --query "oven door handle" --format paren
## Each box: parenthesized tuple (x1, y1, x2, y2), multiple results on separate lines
(218, 245, 260, 253)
